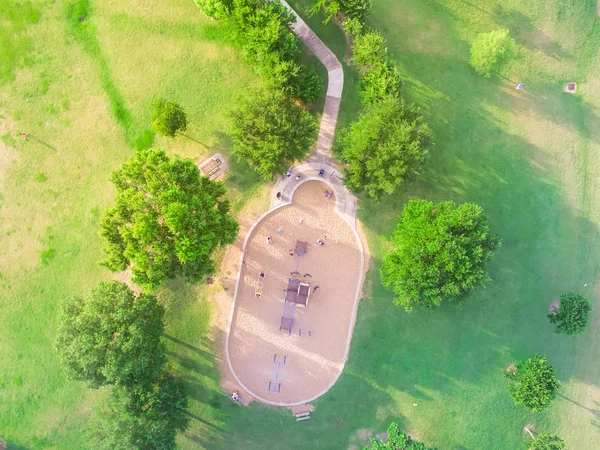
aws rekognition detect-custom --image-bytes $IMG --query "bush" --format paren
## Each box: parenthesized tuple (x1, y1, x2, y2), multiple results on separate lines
(469, 29, 515, 77)
(548, 292, 591, 335)
(352, 30, 387, 68)
(380, 199, 500, 309)
(527, 432, 565, 450)
(309, 0, 372, 23)
(365, 422, 432, 449)
(151, 98, 187, 137)
(360, 60, 402, 106)
(229, 0, 322, 103)
(229, 88, 316, 179)
(193, 0, 233, 19)
(342, 17, 363, 37)
(340, 97, 430, 200)
(505, 354, 560, 412)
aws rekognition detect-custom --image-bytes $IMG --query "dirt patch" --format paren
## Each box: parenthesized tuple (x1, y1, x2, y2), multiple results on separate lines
(227, 181, 363, 405)
(113, 268, 142, 295)
(549, 299, 561, 314)
(290, 403, 314, 415)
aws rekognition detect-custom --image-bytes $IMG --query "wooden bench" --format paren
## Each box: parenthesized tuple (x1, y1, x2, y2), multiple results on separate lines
(295, 412, 311, 422)
(201, 159, 221, 177)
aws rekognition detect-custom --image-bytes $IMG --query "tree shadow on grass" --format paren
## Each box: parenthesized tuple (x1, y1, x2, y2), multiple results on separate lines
(493, 5, 572, 61)
(5, 441, 31, 450)
(207, 370, 404, 450)
(346, 8, 600, 449)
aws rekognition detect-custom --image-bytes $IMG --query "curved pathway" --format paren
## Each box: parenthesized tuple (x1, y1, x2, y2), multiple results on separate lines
(274, 0, 356, 226)
(225, 2, 363, 406)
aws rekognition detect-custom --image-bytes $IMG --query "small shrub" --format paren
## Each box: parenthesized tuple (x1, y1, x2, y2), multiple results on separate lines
(193, 0, 233, 19)
(505, 354, 560, 412)
(469, 29, 515, 78)
(151, 98, 187, 137)
(309, 0, 372, 23)
(360, 61, 402, 106)
(548, 292, 591, 335)
(41, 247, 56, 265)
(342, 17, 363, 37)
(352, 30, 387, 68)
(133, 129, 155, 151)
(527, 432, 565, 450)
(35, 173, 48, 182)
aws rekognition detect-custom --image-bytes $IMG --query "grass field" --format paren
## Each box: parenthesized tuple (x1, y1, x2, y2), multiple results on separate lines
(210, 0, 600, 448)
(2, 0, 600, 449)
(0, 0, 266, 447)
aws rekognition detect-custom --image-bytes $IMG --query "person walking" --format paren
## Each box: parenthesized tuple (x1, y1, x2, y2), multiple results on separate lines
(267, 236, 272, 244)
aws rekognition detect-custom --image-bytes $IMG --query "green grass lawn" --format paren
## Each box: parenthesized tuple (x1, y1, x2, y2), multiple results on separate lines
(0, 0, 264, 447)
(209, 0, 600, 449)
(2, 0, 600, 449)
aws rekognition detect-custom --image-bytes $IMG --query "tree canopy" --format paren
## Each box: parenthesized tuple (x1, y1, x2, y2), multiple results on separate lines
(506, 354, 560, 412)
(548, 292, 591, 335)
(364, 422, 432, 450)
(229, 88, 316, 179)
(339, 97, 430, 200)
(469, 29, 515, 78)
(309, 0, 372, 23)
(100, 148, 238, 290)
(380, 200, 500, 309)
(228, 0, 322, 103)
(55, 281, 166, 388)
(193, 0, 232, 19)
(90, 372, 189, 450)
(527, 432, 565, 450)
(151, 98, 187, 137)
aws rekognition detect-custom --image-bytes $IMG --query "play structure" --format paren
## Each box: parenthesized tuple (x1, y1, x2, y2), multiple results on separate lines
(255, 272, 265, 299)
(268, 354, 286, 393)
(279, 241, 311, 334)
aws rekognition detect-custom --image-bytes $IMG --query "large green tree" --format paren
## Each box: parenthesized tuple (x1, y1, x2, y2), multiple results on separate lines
(229, 88, 316, 179)
(55, 281, 166, 388)
(193, 0, 232, 19)
(151, 98, 187, 137)
(228, 0, 322, 103)
(309, 0, 372, 23)
(548, 292, 591, 335)
(100, 148, 238, 290)
(527, 432, 565, 450)
(90, 372, 189, 450)
(506, 354, 560, 412)
(469, 29, 515, 78)
(365, 422, 432, 449)
(381, 200, 500, 309)
(340, 98, 431, 200)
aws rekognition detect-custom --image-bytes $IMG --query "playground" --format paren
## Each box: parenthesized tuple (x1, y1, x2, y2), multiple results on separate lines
(227, 181, 363, 405)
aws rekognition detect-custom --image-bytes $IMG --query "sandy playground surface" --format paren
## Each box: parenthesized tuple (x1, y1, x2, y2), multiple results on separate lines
(227, 181, 363, 404)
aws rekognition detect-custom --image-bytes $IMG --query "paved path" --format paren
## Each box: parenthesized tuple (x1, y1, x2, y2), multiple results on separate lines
(275, 1, 356, 228)
(224, 2, 364, 407)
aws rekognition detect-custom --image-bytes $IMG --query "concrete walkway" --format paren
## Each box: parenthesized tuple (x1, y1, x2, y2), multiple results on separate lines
(275, 1, 357, 228)
(280, 0, 344, 164)
(224, 2, 364, 407)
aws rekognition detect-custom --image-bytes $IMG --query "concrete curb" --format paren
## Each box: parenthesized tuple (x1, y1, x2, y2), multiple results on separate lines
(224, 2, 365, 407)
